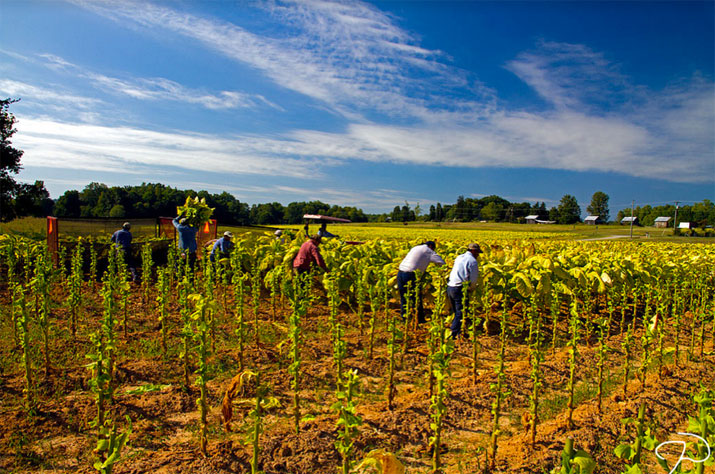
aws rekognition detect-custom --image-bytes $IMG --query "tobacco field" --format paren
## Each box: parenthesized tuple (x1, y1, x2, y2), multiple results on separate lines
(0, 229, 713, 474)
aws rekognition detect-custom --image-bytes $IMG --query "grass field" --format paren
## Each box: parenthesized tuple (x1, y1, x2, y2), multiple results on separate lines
(5, 216, 714, 244)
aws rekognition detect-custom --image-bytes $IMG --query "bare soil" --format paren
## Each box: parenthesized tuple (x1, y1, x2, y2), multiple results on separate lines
(0, 282, 713, 474)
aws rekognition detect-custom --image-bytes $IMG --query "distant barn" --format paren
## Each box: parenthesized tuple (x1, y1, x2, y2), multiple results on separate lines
(584, 215, 601, 225)
(621, 216, 639, 226)
(678, 222, 692, 229)
(654, 216, 672, 228)
(525, 214, 539, 224)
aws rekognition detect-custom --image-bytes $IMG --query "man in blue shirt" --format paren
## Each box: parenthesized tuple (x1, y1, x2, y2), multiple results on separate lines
(173, 215, 198, 269)
(447, 243, 483, 339)
(210, 231, 234, 262)
(111, 222, 137, 281)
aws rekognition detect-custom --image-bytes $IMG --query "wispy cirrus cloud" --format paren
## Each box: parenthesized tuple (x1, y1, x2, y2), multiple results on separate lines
(0, 79, 101, 109)
(505, 40, 637, 111)
(68, 0, 493, 123)
(9, 0, 713, 193)
(37, 53, 278, 110)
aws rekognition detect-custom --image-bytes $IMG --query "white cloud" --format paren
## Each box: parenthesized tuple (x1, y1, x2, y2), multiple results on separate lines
(0, 79, 101, 109)
(505, 40, 635, 111)
(9, 1, 713, 189)
(14, 118, 326, 178)
(36, 53, 277, 110)
(68, 0, 491, 123)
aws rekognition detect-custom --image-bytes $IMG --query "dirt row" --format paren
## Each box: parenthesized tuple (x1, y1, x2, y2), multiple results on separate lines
(0, 284, 713, 474)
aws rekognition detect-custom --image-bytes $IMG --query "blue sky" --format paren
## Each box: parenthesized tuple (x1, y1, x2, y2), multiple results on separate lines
(1, 0, 713, 215)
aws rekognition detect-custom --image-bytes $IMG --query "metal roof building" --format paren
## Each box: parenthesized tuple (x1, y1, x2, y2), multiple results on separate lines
(584, 215, 601, 225)
(620, 216, 639, 225)
(654, 216, 672, 228)
(525, 214, 539, 224)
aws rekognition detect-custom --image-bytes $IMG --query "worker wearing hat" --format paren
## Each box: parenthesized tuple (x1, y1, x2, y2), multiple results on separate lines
(210, 231, 234, 262)
(447, 243, 484, 339)
(293, 234, 327, 274)
(111, 222, 137, 281)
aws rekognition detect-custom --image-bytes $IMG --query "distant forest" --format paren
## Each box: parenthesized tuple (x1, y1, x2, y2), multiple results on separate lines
(8, 180, 715, 227)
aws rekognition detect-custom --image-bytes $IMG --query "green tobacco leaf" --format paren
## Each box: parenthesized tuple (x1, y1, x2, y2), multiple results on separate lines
(623, 464, 643, 474)
(614, 443, 633, 460)
(571, 450, 596, 474)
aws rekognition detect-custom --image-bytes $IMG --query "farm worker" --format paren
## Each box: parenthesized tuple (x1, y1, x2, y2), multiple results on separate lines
(209, 231, 234, 262)
(293, 234, 328, 274)
(447, 243, 483, 339)
(317, 222, 338, 239)
(397, 241, 445, 323)
(173, 215, 198, 269)
(111, 222, 137, 281)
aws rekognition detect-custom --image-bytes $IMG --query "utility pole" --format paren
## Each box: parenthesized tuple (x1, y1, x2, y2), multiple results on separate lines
(629, 200, 635, 239)
(673, 201, 680, 233)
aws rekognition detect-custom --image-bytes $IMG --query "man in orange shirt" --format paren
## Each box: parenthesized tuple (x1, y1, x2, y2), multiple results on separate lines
(292, 234, 328, 274)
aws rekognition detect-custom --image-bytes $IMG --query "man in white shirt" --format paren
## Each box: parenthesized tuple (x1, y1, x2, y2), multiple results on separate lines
(447, 243, 483, 338)
(397, 241, 446, 323)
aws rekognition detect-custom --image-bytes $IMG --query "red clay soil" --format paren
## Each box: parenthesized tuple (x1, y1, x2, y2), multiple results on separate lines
(0, 284, 713, 474)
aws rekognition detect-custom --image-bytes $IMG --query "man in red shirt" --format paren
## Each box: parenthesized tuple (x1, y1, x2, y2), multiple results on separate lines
(292, 235, 328, 274)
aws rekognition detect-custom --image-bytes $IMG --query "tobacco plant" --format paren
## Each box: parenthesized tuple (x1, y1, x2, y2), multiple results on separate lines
(566, 297, 581, 429)
(622, 322, 634, 400)
(68, 241, 83, 340)
(244, 371, 279, 474)
(155, 267, 170, 357)
(14, 284, 34, 413)
(286, 272, 310, 434)
(232, 266, 248, 371)
(188, 292, 216, 456)
(141, 243, 153, 305)
(429, 313, 453, 474)
(551, 438, 595, 474)
(89, 238, 98, 286)
(366, 274, 382, 360)
(386, 289, 402, 410)
(614, 402, 658, 473)
(595, 315, 609, 414)
(488, 303, 512, 470)
(333, 368, 362, 474)
(528, 295, 544, 446)
(251, 260, 261, 350)
(31, 244, 53, 379)
(178, 274, 192, 390)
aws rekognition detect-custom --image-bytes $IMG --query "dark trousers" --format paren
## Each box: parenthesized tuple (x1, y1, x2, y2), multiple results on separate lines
(397, 270, 425, 323)
(118, 249, 137, 282)
(447, 285, 470, 338)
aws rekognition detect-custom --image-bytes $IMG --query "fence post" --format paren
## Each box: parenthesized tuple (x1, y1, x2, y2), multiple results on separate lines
(47, 216, 59, 267)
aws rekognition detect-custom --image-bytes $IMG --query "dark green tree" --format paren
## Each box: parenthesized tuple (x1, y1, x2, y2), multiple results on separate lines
(586, 191, 610, 222)
(480, 201, 503, 221)
(557, 195, 581, 224)
(1, 98, 23, 221)
(53, 190, 82, 217)
(14, 180, 53, 217)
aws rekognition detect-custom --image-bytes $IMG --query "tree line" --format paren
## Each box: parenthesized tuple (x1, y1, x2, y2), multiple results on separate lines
(615, 201, 715, 227)
(48, 182, 369, 226)
(384, 193, 597, 225)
